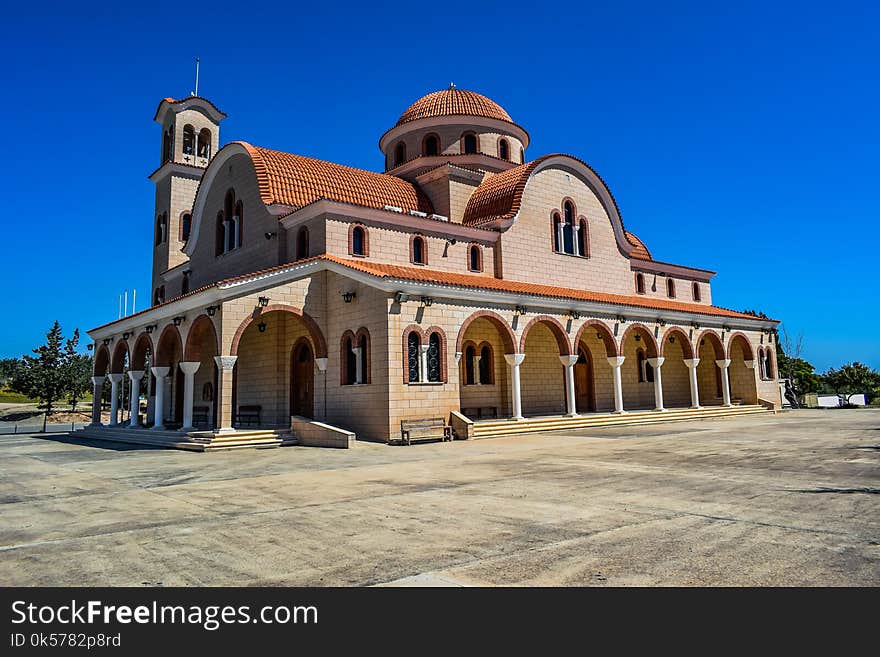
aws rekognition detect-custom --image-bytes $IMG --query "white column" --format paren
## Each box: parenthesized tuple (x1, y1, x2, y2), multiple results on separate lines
(419, 344, 430, 383)
(90, 376, 105, 426)
(473, 355, 482, 385)
(213, 356, 237, 433)
(716, 359, 732, 407)
(560, 354, 579, 416)
(572, 223, 581, 256)
(179, 361, 200, 430)
(556, 221, 565, 252)
(351, 347, 363, 384)
(607, 356, 626, 413)
(127, 370, 144, 427)
(504, 354, 526, 420)
(150, 366, 171, 430)
(647, 357, 665, 411)
(108, 373, 123, 426)
(684, 358, 701, 409)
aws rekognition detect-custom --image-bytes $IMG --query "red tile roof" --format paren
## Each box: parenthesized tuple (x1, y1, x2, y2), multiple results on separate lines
(238, 143, 433, 214)
(625, 231, 652, 260)
(396, 88, 514, 127)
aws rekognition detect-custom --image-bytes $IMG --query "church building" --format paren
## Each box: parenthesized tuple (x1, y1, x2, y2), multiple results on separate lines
(86, 87, 781, 448)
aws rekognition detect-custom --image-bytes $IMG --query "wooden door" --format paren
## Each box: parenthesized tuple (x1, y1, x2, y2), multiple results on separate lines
(574, 347, 595, 412)
(291, 341, 314, 418)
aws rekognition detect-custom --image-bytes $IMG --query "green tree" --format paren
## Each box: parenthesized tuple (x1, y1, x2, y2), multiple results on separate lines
(10, 321, 67, 431)
(822, 362, 880, 406)
(0, 357, 22, 387)
(61, 329, 92, 412)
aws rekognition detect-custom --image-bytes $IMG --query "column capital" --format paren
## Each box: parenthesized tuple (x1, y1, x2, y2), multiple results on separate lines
(419, 344, 430, 354)
(743, 359, 756, 369)
(179, 361, 201, 375)
(108, 373, 124, 383)
(128, 370, 145, 381)
(559, 354, 579, 367)
(606, 356, 626, 368)
(91, 376, 105, 386)
(214, 356, 238, 372)
(647, 357, 665, 368)
(683, 358, 700, 369)
(151, 366, 171, 378)
(454, 351, 463, 364)
(715, 359, 732, 369)
(504, 353, 526, 367)
(315, 357, 328, 372)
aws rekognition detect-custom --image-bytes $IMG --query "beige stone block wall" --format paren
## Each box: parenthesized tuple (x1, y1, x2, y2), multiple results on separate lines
(660, 339, 692, 408)
(696, 340, 724, 405)
(498, 168, 634, 292)
(577, 333, 615, 412)
(385, 122, 525, 168)
(620, 336, 656, 410)
(632, 272, 714, 306)
(458, 317, 510, 416)
(520, 323, 566, 416)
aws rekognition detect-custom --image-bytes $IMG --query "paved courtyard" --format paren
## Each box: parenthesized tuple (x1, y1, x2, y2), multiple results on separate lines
(1, 409, 877, 586)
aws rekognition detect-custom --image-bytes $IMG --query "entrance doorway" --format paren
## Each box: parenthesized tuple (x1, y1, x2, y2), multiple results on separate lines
(290, 340, 314, 418)
(574, 346, 595, 412)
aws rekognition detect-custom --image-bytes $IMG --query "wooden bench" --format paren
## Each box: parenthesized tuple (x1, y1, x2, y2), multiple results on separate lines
(235, 405, 262, 427)
(192, 405, 210, 427)
(400, 417, 453, 446)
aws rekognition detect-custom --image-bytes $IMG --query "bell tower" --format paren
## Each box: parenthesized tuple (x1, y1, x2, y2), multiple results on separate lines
(149, 95, 226, 305)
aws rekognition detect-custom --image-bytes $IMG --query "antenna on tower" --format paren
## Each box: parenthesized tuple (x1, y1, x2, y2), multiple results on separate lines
(192, 57, 200, 97)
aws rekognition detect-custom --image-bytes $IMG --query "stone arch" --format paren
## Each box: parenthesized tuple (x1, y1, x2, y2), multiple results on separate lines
(154, 324, 183, 367)
(110, 340, 130, 374)
(519, 315, 572, 355)
(573, 319, 618, 357)
(131, 333, 154, 371)
(660, 327, 694, 359)
(456, 310, 516, 354)
(619, 323, 659, 359)
(230, 303, 327, 358)
(696, 329, 725, 360)
(726, 332, 754, 361)
(184, 314, 219, 362)
(93, 344, 110, 375)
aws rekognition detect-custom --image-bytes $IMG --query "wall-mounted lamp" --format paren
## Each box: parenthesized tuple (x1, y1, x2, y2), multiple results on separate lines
(206, 305, 218, 317)
(264, 232, 277, 240)
(122, 332, 131, 340)
(145, 324, 155, 334)
(568, 310, 580, 320)
(258, 296, 270, 307)
(342, 291, 356, 303)
(691, 322, 701, 330)
(87, 343, 94, 351)
(258, 321, 267, 333)
(722, 325, 731, 333)
(596, 332, 604, 340)
(103, 338, 111, 346)
(173, 316, 184, 326)
(657, 318, 666, 327)
(514, 305, 528, 316)
(700, 338, 705, 346)
(616, 315, 626, 324)
(420, 296, 434, 307)
(634, 334, 641, 341)
(394, 292, 409, 304)
(668, 336, 675, 344)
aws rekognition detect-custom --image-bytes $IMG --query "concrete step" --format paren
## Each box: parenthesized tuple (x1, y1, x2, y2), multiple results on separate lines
(471, 405, 771, 437)
(74, 427, 294, 452)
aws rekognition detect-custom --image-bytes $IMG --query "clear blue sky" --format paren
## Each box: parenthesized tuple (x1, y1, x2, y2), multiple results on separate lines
(1, 1, 877, 371)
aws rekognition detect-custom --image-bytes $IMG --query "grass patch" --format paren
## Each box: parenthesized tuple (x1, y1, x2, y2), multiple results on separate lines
(0, 388, 36, 404)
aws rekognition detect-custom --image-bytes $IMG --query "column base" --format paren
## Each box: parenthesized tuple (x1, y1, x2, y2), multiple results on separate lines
(654, 407, 666, 412)
(510, 416, 525, 422)
(566, 413, 578, 418)
(613, 409, 626, 415)
(127, 422, 140, 429)
(180, 426, 194, 433)
(215, 427, 237, 434)
(690, 405, 702, 410)
(88, 422, 103, 428)
(151, 425, 166, 431)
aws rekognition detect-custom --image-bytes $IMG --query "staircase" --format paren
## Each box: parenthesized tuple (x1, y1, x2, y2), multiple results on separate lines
(470, 404, 772, 438)
(73, 426, 295, 452)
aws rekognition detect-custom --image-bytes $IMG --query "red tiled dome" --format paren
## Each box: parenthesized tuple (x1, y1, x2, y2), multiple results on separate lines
(396, 88, 514, 126)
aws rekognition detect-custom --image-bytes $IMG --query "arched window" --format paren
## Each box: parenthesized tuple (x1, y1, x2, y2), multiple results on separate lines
(181, 270, 191, 295)
(758, 348, 767, 379)
(351, 225, 367, 256)
(182, 125, 195, 155)
(197, 128, 211, 158)
(636, 273, 646, 294)
(342, 335, 357, 385)
(563, 201, 575, 254)
(423, 134, 439, 157)
(499, 138, 509, 160)
(358, 331, 370, 384)
(407, 331, 421, 383)
(180, 213, 192, 242)
(637, 348, 646, 383)
(427, 332, 441, 383)
(468, 244, 482, 272)
(162, 129, 172, 163)
(411, 236, 426, 265)
(666, 278, 676, 298)
(463, 133, 478, 154)
(233, 200, 243, 249)
(155, 213, 167, 246)
(552, 213, 562, 252)
(578, 218, 588, 257)
(394, 142, 406, 166)
(692, 282, 701, 302)
(520, 147, 525, 163)
(765, 350, 774, 379)
(296, 227, 309, 260)
(464, 344, 476, 385)
(479, 344, 493, 384)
